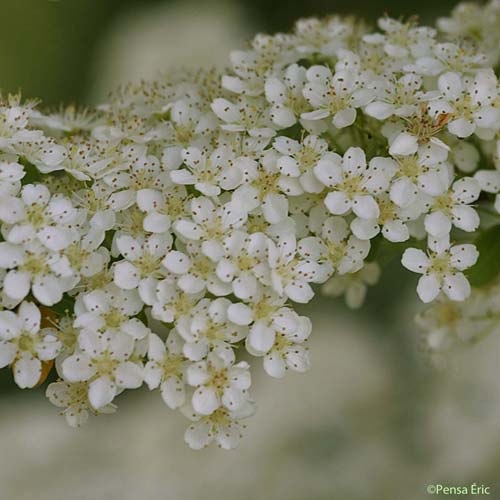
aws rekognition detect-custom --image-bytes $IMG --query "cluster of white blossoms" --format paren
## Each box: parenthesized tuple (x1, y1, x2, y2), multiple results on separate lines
(2, 1, 500, 450)
(416, 275, 500, 361)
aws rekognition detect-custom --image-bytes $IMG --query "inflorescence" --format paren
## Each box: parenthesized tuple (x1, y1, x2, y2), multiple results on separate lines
(2, 0, 500, 449)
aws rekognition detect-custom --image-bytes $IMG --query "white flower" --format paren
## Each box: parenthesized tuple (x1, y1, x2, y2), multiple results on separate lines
(323, 261, 381, 308)
(223, 34, 295, 97)
(183, 402, 255, 450)
(231, 153, 290, 224)
(176, 298, 247, 360)
(1, 4, 500, 450)
(351, 193, 420, 242)
(301, 66, 373, 128)
(294, 17, 353, 56)
(385, 105, 451, 157)
(72, 184, 116, 232)
(113, 233, 172, 292)
(103, 147, 172, 210)
(0, 103, 41, 152)
(173, 197, 247, 258)
(264, 64, 310, 128)
(171, 146, 243, 196)
(0, 183, 79, 251)
(46, 381, 116, 427)
(389, 154, 449, 208)
(365, 74, 434, 120)
(415, 280, 500, 354)
(144, 332, 188, 409)
(335, 43, 401, 83)
(474, 168, 500, 214)
(429, 70, 499, 138)
(63, 230, 109, 280)
(186, 348, 251, 415)
(260, 315, 311, 378)
(136, 184, 187, 233)
(211, 96, 276, 138)
(15, 136, 67, 174)
(268, 235, 324, 303)
(363, 17, 435, 59)
(437, 3, 500, 65)
(314, 147, 395, 219)
(430, 43, 488, 75)
(0, 240, 76, 306)
(60, 143, 112, 181)
(150, 279, 203, 323)
(165, 100, 217, 148)
(273, 134, 329, 194)
(298, 215, 370, 274)
(0, 301, 61, 388)
(74, 286, 148, 340)
(0, 154, 25, 188)
(163, 246, 232, 296)
(401, 237, 478, 303)
(423, 177, 480, 237)
(215, 230, 269, 300)
(61, 329, 143, 409)
(240, 292, 301, 355)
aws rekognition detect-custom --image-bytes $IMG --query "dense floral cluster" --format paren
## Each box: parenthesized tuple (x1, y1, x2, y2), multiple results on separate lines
(1, 1, 500, 449)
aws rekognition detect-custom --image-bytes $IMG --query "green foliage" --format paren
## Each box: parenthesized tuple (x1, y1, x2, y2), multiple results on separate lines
(468, 225, 500, 286)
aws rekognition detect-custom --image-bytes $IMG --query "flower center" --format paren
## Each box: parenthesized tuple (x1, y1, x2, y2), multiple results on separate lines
(102, 309, 126, 329)
(428, 253, 452, 276)
(136, 252, 162, 277)
(205, 322, 227, 342)
(191, 256, 214, 279)
(208, 366, 229, 390)
(326, 241, 347, 264)
(253, 170, 281, 200)
(397, 156, 425, 181)
(296, 145, 322, 172)
(337, 174, 365, 196)
(273, 333, 292, 354)
(433, 193, 453, 213)
(236, 255, 257, 272)
(405, 105, 450, 144)
(162, 354, 184, 377)
(436, 302, 461, 327)
(93, 353, 119, 378)
(173, 293, 193, 318)
(21, 254, 49, 276)
(378, 197, 396, 222)
(253, 300, 275, 320)
(18, 333, 36, 354)
(25, 204, 47, 229)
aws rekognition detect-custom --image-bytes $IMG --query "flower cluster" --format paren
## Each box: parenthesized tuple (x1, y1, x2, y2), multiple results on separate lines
(416, 276, 500, 361)
(2, 1, 500, 449)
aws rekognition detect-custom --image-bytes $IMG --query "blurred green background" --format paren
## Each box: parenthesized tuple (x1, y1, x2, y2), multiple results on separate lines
(1, 0, 458, 106)
(2, 1, 500, 499)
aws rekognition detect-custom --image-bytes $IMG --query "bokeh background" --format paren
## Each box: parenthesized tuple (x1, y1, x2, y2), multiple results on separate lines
(2, 1, 500, 499)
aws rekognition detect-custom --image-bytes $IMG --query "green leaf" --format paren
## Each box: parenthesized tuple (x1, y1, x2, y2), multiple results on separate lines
(20, 158, 42, 184)
(467, 225, 500, 287)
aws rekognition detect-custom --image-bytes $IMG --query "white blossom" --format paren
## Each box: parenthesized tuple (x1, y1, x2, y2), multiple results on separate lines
(301, 66, 373, 128)
(46, 381, 116, 427)
(0, 301, 61, 388)
(186, 348, 251, 415)
(323, 261, 381, 308)
(61, 329, 143, 409)
(402, 237, 478, 303)
(144, 332, 188, 409)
